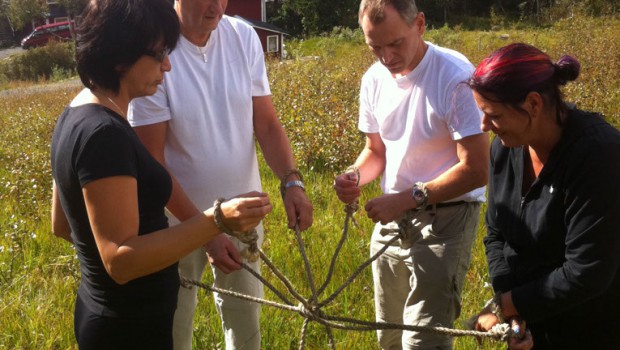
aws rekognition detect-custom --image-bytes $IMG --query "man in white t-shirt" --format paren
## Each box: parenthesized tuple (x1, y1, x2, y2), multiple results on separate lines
(333, 1, 488, 349)
(128, 1, 313, 349)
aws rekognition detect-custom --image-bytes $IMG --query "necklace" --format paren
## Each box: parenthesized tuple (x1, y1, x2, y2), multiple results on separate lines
(104, 95, 126, 118)
(91, 90, 127, 118)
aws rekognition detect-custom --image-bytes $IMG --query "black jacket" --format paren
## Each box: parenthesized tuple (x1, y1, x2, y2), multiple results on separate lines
(485, 108, 620, 349)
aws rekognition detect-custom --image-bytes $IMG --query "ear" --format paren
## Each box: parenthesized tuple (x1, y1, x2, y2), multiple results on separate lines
(416, 12, 426, 35)
(522, 92, 544, 119)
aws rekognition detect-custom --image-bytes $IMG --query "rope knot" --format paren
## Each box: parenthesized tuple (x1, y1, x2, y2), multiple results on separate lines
(397, 210, 423, 249)
(298, 303, 324, 322)
(489, 323, 513, 342)
(213, 198, 260, 262)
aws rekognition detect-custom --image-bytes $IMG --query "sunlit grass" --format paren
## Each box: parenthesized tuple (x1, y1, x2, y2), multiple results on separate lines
(1, 13, 619, 349)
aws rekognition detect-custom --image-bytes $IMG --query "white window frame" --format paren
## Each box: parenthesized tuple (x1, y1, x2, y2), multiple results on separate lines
(267, 35, 279, 53)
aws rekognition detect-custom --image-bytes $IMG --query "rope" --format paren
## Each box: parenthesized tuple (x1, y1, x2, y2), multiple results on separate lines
(182, 203, 517, 348)
(213, 198, 260, 262)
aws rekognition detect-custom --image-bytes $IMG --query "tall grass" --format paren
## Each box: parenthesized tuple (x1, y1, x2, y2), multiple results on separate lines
(1, 13, 619, 349)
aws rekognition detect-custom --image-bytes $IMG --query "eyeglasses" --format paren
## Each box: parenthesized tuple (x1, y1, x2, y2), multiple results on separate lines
(143, 47, 170, 63)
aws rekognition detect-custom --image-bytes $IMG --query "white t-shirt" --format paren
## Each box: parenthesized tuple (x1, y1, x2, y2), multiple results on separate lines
(359, 42, 485, 202)
(128, 16, 270, 222)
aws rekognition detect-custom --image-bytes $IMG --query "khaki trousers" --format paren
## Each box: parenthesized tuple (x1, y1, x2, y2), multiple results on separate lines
(370, 203, 480, 350)
(173, 232, 263, 350)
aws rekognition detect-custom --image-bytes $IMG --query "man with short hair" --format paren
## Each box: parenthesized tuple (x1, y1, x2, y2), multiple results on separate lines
(128, 0, 313, 349)
(333, 0, 488, 348)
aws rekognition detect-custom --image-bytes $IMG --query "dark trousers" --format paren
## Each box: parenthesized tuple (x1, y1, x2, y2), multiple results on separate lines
(74, 294, 175, 350)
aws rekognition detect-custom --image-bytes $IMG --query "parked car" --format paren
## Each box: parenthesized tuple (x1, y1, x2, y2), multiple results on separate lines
(21, 21, 73, 50)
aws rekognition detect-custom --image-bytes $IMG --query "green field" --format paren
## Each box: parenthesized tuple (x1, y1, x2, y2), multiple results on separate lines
(1, 13, 619, 349)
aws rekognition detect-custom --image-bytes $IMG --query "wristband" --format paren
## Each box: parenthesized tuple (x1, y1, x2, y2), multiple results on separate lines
(280, 169, 305, 198)
(285, 180, 305, 191)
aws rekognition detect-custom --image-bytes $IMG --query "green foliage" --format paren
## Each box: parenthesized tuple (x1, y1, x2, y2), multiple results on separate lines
(1, 13, 619, 350)
(3, 0, 47, 31)
(0, 41, 76, 83)
(267, 44, 373, 172)
(268, 0, 360, 36)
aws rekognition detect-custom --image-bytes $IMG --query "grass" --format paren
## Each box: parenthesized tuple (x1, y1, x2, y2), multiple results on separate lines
(1, 12, 619, 349)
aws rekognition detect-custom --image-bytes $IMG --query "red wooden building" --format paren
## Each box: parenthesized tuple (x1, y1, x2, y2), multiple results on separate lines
(226, 0, 288, 59)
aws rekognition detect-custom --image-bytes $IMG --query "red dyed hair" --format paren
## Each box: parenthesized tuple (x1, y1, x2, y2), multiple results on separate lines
(469, 43, 580, 123)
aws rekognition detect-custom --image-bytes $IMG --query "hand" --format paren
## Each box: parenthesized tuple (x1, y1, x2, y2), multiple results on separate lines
(474, 310, 500, 332)
(508, 318, 533, 350)
(283, 186, 313, 230)
(220, 191, 272, 232)
(333, 172, 361, 204)
(204, 235, 242, 273)
(365, 192, 409, 224)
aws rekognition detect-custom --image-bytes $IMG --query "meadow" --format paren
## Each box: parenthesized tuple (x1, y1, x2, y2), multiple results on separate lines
(1, 13, 619, 349)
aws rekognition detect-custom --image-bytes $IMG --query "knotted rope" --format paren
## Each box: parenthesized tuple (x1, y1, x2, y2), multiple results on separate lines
(183, 202, 517, 348)
(213, 197, 260, 262)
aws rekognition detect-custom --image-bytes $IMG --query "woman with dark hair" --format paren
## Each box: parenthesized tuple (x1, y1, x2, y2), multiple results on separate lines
(469, 43, 620, 349)
(50, 0, 272, 348)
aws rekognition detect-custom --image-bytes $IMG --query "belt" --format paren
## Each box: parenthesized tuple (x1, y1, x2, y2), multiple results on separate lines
(423, 201, 467, 210)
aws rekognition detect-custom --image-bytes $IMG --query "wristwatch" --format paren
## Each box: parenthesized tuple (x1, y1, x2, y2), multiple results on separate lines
(411, 182, 428, 209)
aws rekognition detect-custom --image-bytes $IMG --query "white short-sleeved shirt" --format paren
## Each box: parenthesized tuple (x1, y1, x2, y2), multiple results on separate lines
(128, 16, 270, 221)
(359, 42, 485, 202)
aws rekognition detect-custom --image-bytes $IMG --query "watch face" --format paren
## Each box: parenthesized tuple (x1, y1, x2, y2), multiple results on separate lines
(413, 189, 424, 203)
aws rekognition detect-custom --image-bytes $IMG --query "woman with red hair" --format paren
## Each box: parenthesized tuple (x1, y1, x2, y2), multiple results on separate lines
(469, 43, 620, 349)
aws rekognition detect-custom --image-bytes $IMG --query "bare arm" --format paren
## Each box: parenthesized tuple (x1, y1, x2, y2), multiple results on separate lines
(134, 122, 243, 273)
(83, 175, 271, 285)
(133, 123, 200, 221)
(253, 95, 313, 230)
(364, 133, 489, 224)
(51, 181, 72, 243)
(424, 133, 489, 204)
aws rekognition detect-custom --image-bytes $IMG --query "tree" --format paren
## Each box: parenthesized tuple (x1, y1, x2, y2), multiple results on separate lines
(57, 0, 87, 38)
(57, 0, 86, 20)
(5, 0, 47, 31)
(268, 0, 359, 36)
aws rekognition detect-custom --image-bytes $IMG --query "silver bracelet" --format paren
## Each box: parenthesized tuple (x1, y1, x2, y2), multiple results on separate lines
(279, 169, 305, 198)
(284, 180, 305, 191)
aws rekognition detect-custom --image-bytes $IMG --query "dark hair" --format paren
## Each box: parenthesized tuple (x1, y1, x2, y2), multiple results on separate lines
(76, 0, 180, 92)
(469, 43, 580, 124)
(359, 0, 419, 27)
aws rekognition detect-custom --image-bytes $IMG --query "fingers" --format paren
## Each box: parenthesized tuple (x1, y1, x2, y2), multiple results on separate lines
(283, 188, 313, 230)
(475, 312, 500, 332)
(364, 200, 393, 224)
(510, 317, 526, 340)
(221, 194, 272, 232)
(212, 246, 242, 274)
(205, 235, 242, 273)
(508, 329, 533, 350)
(333, 173, 361, 204)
